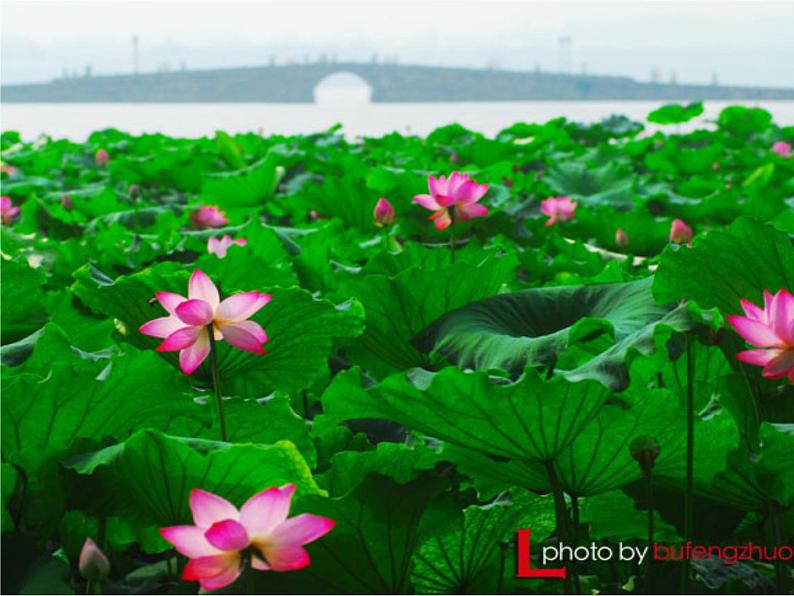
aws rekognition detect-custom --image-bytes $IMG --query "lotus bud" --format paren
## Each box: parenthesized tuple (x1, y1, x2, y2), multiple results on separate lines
(669, 218, 693, 245)
(373, 198, 396, 227)
(79, 538, 110, 581)
(95, 149, 110, 167)
(129, 184, 140, 198)
(630, 437, 661, 477)
(61, 194, 74, 211)
(615, 228, 628, 247)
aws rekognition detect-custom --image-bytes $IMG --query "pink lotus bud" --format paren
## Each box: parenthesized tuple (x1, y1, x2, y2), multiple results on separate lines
(615, 228, 628, 247)
(771, 141, 792, 158)
(79, 538, 109, 581)
(373, 198, 396, 227)
(0, 163, 16, 176)
(669, 218, 693, 245)
(1, 196, 20, 225)
(95, 149, 110, 167)
(61, 194, 74, 211)
(129, 184, 140, 198)
(309, 210, 323, 220)
(503, 176, 513, 188)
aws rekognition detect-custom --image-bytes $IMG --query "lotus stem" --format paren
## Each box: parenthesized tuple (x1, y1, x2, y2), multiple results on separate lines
(545, 460, 574, 594)
(682, 333, 694, 594)
(769, 500, 791, 594)
(645, 470, 654, 593)
(449, 206, 457, 263)
(207, 326, 228, 442)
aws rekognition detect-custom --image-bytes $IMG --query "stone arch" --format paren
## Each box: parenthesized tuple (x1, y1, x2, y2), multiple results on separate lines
(313, 71, 373, 103)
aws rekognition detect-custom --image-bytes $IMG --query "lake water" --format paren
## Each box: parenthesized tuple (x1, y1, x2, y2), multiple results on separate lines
(2, 99, 794, 140)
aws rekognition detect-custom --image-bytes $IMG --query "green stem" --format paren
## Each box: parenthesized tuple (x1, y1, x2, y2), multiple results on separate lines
(449, 206, 457, 263)
(497, 542, 506, 595)
(207, 327, 227, 442)
(682, 333, 695, 594)
(645, 471, 654, 593)
(545, 460, 574, 594)
(769, 500, 792, 594)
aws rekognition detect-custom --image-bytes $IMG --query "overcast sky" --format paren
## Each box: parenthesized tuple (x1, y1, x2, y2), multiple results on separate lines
(2, 0, 794, 87)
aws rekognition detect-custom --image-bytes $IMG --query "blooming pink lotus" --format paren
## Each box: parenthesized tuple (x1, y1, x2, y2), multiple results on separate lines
(615, 228, 629, 247)
(373, 198, 396, 227)
(191, 205, 229, 229)
(160, 485, 335, 590)
(413, 171, 489, 231)
(727, 288, 794, 382)
(95, 149, 110, 167)
(540, 196, 577, 226)
(208, 235, 248, 258)
(140, 269, 271, 374)
(669, 218, 693, 245)
(771, 141, 792, 158)
(1, 196, 20, 224)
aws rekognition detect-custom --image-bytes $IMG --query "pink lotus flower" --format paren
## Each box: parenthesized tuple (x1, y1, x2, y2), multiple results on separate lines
(373, 198, 396, 227)
(160, 485, 335, 590)
(191, 205, 228, 229)
(208, 235, 248, 258)
(615, 228, 629, 247)
(540, 196, 577, 226)
(1, 196, 20, 224)
(413, 171, 489, 231)
(771, 141, 792, 158)
(727, 289, 794, 382)
(139, 269, 271, 374)
(0, 163, 16, 176)
(79, 538, 110, 581)
(95, 149, 110, 167)
(669, 218, 693, 245)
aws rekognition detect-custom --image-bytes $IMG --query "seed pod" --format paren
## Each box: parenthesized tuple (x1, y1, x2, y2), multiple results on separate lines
(630, 436, 661, 477)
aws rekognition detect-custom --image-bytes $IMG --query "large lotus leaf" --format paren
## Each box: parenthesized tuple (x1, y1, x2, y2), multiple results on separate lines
(411, 494, 556, 595)
(71, 262, 364, 395)
(168, 396, 316, 466)
(647, 102, 704, 125)
(199, 152, 283, 209)
(1, 348, 202, 474)
(323, 366, 608, 462)
(344, 254, 518, 377)
(1, 258, 48, 343)
(542, 161, 635, 208)
(555, 389, 685, 497)
(710, 423, 794, 510)
(580, 491, 679, 541)
(653, 217, 794, 315)
(65, 429, 319, 526)
(414, 276, 691, 390)
(249, 472, 460, 594)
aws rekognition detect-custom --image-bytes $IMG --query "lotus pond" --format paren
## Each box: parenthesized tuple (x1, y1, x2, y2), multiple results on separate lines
(1, 103, 793, 595)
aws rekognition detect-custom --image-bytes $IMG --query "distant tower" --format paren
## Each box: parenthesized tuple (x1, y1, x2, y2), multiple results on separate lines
(558, 35, 572, 73)
(670, 71, 677, 85)
(650, 68, 662, 83)
(711, 71, 719, 86)
(84, 65, 93, 77)
(132, 35, 140, 74)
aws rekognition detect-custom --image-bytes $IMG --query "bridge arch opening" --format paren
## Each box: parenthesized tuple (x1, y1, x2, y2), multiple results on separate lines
(313, 72, 373, 104)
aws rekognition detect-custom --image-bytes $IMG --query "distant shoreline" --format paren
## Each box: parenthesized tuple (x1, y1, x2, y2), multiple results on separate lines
(3, 62, 794, 103)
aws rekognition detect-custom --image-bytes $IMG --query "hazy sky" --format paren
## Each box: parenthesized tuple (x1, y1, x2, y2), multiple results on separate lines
(2, 0, 794, 87)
